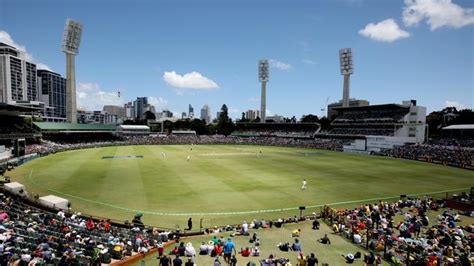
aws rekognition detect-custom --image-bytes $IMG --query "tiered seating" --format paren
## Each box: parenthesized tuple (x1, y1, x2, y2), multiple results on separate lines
(231, 123, 320, 138)
(329, 105, 410, 137)
(0, 194, 169, 265)
(0, 116, 38, 140)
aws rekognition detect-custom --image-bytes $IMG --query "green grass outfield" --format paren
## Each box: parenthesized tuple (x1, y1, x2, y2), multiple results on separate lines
(8, 145, 473, 228)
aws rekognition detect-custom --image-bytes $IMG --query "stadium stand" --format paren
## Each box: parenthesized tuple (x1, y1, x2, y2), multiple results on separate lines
(327, 102, 426, 144)
(0, 191, 171, 265)
(387, 143, 473, 168)
(231, 123, 320, 138)
(0, 116, 39, 141)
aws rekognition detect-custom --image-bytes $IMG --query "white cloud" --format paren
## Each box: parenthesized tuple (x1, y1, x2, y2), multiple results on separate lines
(445, 100, 469, 110)
(228, 107, 240, 114)
(248, 97, 259, 102)
(359, 18, 410, 42)
(403, 0, 474, 30)
(269, 59, 293, 71)
(0, 30, 52, 71)
(36, 63, 52, 71)
(302, 59, 316, 65)
(163, 71, 219, 90)
(77, 82, 123, 111)
(148, 96, 169, 110)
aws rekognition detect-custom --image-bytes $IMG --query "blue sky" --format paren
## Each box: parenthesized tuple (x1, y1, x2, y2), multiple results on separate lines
(1, 0, 473, 119)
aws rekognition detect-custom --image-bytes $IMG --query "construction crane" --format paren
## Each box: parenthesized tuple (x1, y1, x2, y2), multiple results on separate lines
(320, 97, 329, 117)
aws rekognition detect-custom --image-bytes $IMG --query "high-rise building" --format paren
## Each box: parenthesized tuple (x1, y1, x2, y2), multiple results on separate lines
(181, 112, 187, 119)
(0, 42, 38, 104)
(245, 109, 260, 121)
(77, 110, 116, 124)
(103, 105, 126, 119)
(200, 104, 211, 124)
(133, 97, 148, 119)
(124, 102, 134, 119)
(188, 104, 194, 118)
(37, 69, 67, 121)
(162, 110, 173, 118)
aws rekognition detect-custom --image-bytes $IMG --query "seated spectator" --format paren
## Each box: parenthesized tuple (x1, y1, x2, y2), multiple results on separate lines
(318, 234, 331, 245)
(292, 228, 301, 237)
(251, 246, 260, 257)
(240, 247, 251, 257)
(199, 241, 208, 255)
(343, 253, 355, 264)
(312, 219, 320, 230)
(262, 254, 276, 266)
(353, 233, 362, 244)
(278, 242, 290, 252)
(291, 238, 302, 251)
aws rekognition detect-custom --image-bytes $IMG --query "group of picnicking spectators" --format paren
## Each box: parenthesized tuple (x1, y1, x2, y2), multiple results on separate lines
(322, 196, 473, 265)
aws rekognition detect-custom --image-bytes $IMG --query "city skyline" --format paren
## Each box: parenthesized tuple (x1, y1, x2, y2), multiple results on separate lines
(1, 0, 473, 119)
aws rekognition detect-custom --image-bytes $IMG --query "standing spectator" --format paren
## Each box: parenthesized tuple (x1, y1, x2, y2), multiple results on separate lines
(187, 218, 192, 231)
(223, 238, 236, 264)
(159, 254, 171, 266)
(306, 253, 318, 266)
(172, 255, 182, 266)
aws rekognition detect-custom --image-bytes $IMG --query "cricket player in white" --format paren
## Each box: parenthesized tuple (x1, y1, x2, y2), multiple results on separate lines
(187, 155, 191, 162)
(301, 179, 307, 190)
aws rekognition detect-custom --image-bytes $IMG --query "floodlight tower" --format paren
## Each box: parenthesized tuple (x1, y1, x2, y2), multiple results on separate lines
(62, 19, 83, 123)
(339, 48, 353, 108)
(258, 59, 269, 123)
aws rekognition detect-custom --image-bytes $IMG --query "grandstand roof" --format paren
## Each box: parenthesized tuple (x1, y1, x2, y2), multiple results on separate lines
(332, 103, 409, 111)
(117, 125, 150, 130)
(442, 124, 474, 130)
(34, 122, 116, 132)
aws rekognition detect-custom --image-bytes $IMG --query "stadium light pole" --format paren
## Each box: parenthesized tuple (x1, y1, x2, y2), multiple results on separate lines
(62, 19, 83, 124)
(339, 48, 353, 108)
(258, 59, 269, 123)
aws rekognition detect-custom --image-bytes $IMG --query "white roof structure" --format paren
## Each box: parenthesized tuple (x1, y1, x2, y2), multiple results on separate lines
(117, 125, 150, 130)
(442, 124, 474, 130)
(4, 182, 26, 196)
(39, 195, 69, 210)
(4, 182, 24, 190)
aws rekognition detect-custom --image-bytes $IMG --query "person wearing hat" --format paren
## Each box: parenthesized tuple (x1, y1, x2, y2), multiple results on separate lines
(199, 241, 208, 255)
(206, 240, 214, 255)
(185, 242, 196, 264)
(223, 237, 236, 264)
(344, 253, 355, 263)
